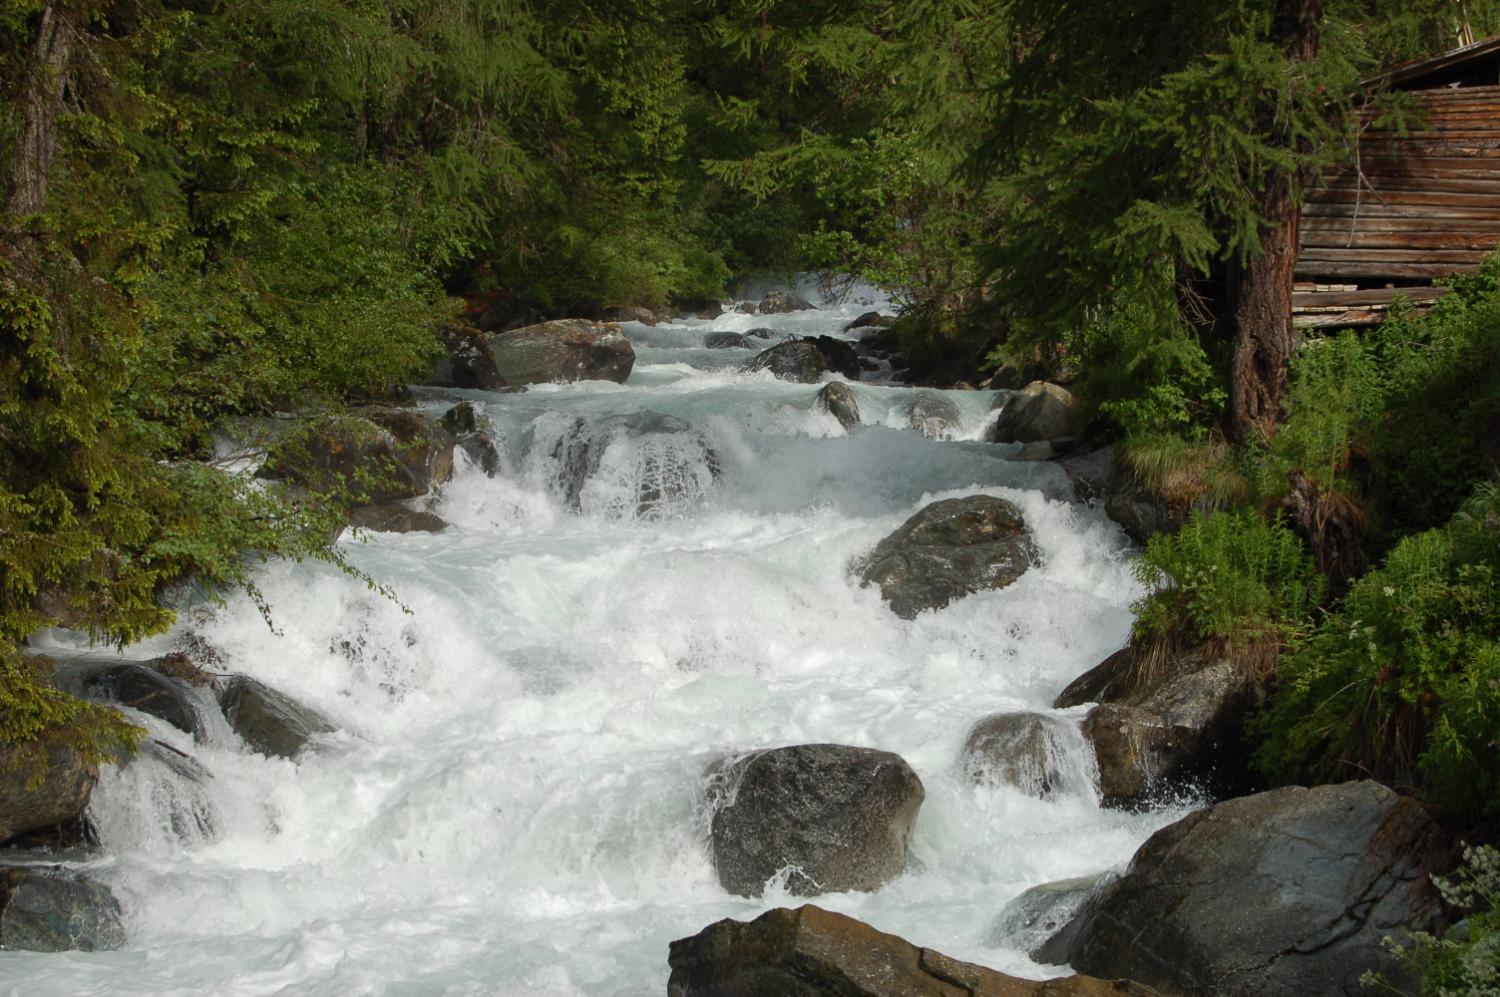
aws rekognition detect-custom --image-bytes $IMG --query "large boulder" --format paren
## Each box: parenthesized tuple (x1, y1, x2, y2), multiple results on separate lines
(906, 393, 962, 440)
(259, 409, 454, 506)
(816, 382, 861, 432)
(425, 323, 506, 390)
(1036, 781, 1451, 997)
(758, 290, 814, 314)
(960, 712, 1091, 799)
(856, 496, 1033, 619)
(668, 904, 1161, 997)
(707, 744, 923, 898)
(1057, 643, 1259, 807)
(1081, 660, 1256, 805)
(989, 381, 1082, 444)
(50, 661, 206, 739)
(0, 743, 96, 845)
(740, 337, 860, 383)
(219, 676, 337, 760)
(483, 319, 634, 386)
(0, 866, 125, 952)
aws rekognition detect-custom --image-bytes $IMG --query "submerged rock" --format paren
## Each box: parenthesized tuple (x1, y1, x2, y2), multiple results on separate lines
(545, 411, 720, 517)
(856, 495, 1032, 618)
(758, 290, 814, 314)
(707, 744, 923, 898)
(960, 712, 1091, 799)
(0, 742, 96, 846)
(987, 872, 1118, 957)
(1037, 781, 1450, 997)
(815, 382, 861, 432)
(0, 866, 125, 952)
(668, 904, 1161, 997)
(905, 392, 962, 439)
(989, 381, 1081, 444)
(484, 319, 634, 386)
(440, 401, 502, 477)
(219, 676, 337, 759)
(703, 331, 748, 350)
(50, 661, 206, 739)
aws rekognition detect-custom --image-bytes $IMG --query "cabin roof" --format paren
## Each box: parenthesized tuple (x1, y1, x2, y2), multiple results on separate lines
(1363, 34, 1500, 91)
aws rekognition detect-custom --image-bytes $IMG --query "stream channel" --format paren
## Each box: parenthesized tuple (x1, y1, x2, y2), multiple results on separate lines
(12, 281, 1192, 995)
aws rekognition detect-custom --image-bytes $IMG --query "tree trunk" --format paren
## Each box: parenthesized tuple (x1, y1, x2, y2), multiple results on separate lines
(4, 4, 74, 236)
(1227, 0, 1322, 443)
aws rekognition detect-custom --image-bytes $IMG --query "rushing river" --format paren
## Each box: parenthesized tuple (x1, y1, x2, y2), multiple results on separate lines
(11, 282, 1190, 996)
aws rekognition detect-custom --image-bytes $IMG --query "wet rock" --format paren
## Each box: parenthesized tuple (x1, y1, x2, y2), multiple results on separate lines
(603, 305, 658, 325)
(1103, 466, 1183, 545)
(440, 402, 501, 477)
(758, 290, 814, 314)
(744, 327, 776, 339)
(1055, 443, 1118, 504)
(123, 740, 220, 842)
(987, 872, 1118, 956)
(0, 866, 125, 951)
(348, 504, 448, 534)
(843, 311, 896, 331)
(816, 382, 861, 432)
(425, 323, 505, 390)
(707, 744, 923, 898)
(0, 743, 96, 846)
(1058, 643, 1260, 807)
(668, 904, 1161, 997)
(734, 301, 758, 315)
(50, 661, 205, 739)
(219, 676, 337, 759)
(989, 381, 1082, 444)
(483, 319, 635, 386)
(856, 495, 1032, 619)
(740, 340, 828, 383)
(258, 409, 454, 505)
(546, 411, 720, 517)
(905, 393, 962, 440)
(1037, 781, 1451, 997)
(703, 332, 748, 350)
(960, 712, 1090, 799)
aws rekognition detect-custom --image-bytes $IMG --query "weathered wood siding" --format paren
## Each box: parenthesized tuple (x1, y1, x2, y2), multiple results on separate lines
(1294, 83, 1500, 327)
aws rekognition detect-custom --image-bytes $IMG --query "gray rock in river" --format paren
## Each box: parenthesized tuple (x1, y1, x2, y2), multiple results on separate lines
(1036, 781, 1451, 997)
(905, 392, 962, 439)
(258, 408, 455, 506)
(960, 712, 1090, 799)
(668, 904, 1162, 997)
(758, 290, 814, 314)
(483, 318, 635, 386)
(815, 381, 860, 432)
(348, 504, 448, 534)
(856, 495, 1033, 619)
(842, 310, 896, 331)
(219, 676, 337, 759)
(703, 331, 748, 350)
(426, 323, 506, 390)
(706, 743, 923, 898)
(989, 381, 1082, 444)
(0, 866, 126, 952)
(50, 660, 207, 739)
(546, 411, 720, 517)
(440, 401, 502, 477)
(0, 741, 96, 846)
(987, 872, 1118, 957)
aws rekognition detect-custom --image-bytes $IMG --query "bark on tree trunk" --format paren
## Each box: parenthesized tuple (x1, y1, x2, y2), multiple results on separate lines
(1227, 0, 1322, 443)
(4, 4, 73, 233)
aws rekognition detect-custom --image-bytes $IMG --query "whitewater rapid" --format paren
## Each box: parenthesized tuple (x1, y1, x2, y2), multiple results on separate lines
(9, 281, 1190, 995)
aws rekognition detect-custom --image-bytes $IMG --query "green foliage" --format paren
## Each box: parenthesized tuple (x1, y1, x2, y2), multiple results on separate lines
(1365, 844, 1500, 997)
(0, 647, 143, 770)
(1257, 481, 1500, 819)
(1134, 509, 1323, 648)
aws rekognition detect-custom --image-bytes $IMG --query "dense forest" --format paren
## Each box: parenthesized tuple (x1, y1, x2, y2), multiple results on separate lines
(4, 0, 1500, 987)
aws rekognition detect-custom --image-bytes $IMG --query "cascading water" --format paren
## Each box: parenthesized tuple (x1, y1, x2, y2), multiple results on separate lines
(7, 280, 1194, 996)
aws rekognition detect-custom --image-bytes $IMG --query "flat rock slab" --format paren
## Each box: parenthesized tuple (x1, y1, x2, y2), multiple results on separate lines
(668, 904, 1161, 997)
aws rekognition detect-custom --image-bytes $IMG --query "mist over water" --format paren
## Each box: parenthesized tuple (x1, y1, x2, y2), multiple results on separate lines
(9, 280, 1192, 996)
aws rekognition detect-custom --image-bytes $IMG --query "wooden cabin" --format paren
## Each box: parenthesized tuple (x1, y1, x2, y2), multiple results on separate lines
(1294, 36, 1500, 328)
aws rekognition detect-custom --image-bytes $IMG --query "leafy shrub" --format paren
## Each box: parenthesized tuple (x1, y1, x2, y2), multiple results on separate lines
(1365, 844, 1500, 996)
(1133, 509, 1323, 649)
(1256, 480, 1500, 820)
